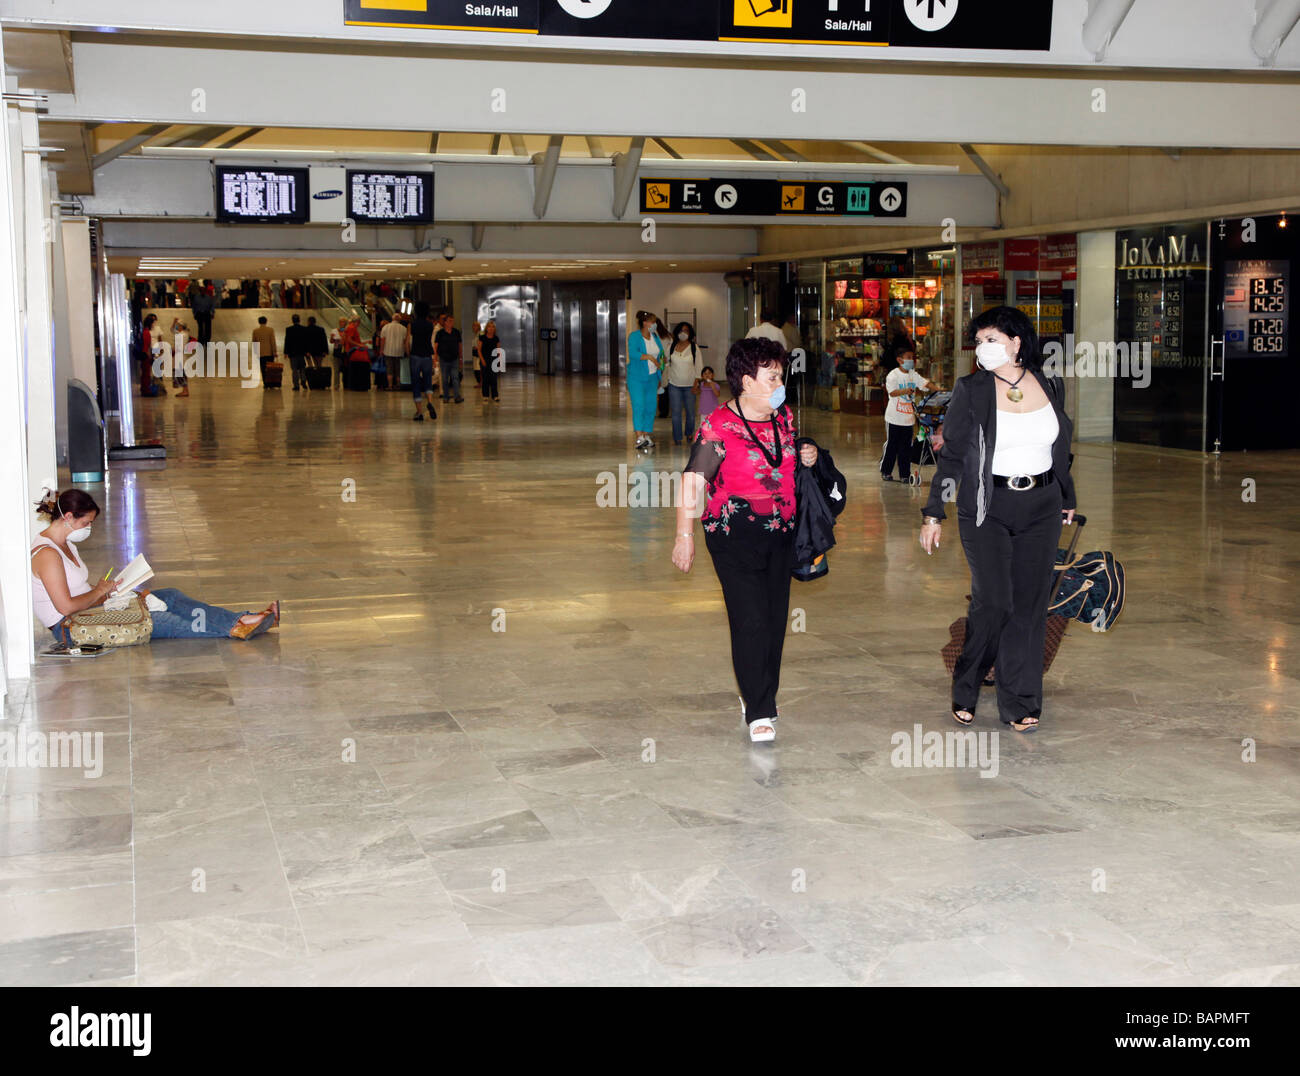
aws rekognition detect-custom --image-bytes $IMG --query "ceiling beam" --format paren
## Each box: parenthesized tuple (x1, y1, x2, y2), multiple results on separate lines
(652, 137, 681, 160)
(162, 125, 234, 149)
(429, 131, 440, 154)
(1082, 0, 1138, 62)
(960, 143, 1011, 200)
(509, 134, 528, 156)
(763, 139, 808, 162)
(216, 127, 262, 149)
(90, 124, 169, 170)
(611, 136, 645, 217)
(585, 135, 605, 158)
(531, 135, 564, 219)
(733, 139, 777, 161)
(846, 141, 910, 166)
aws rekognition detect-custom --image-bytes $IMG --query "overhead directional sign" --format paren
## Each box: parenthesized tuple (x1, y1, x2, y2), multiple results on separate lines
(640, 178, 908, 218)
(346, 2, 1055, 50)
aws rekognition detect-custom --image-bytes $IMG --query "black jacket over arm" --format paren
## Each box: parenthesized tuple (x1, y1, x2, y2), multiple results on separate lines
(921, 368, 1076, 526)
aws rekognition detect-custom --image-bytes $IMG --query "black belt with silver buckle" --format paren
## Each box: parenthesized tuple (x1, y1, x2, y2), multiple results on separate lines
(993, 470, 1054, 491)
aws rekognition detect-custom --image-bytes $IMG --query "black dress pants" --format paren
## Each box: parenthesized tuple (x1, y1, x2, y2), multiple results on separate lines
(706, 514, 795, 723)
(954, 482, 1063, 722)
(881, 421, 914, 479)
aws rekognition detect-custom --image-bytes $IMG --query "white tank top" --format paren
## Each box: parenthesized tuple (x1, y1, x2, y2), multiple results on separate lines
(31, 536, 90, 628)
(992, 404, 1058, 477)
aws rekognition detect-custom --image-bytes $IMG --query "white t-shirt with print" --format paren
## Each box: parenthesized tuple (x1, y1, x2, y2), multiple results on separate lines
(885, 368, 922, 425)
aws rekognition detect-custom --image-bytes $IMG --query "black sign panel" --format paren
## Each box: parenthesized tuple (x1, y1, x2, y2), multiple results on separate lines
(343, 0, 538, 33)
(215, 166, 309, 223)
(640, 178, 907, 218)
(347, 1, 1054, 50)
(346, 170, 434, 223)
(719, 0, 887, 46)
(887, 0, 1053, 50)
(541, 1, 715, 39)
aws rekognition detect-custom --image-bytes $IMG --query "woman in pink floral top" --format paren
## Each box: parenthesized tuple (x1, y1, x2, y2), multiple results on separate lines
(672, 338, 817, 743)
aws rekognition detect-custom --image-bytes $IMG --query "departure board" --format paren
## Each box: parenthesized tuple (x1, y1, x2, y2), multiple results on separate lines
(347, 171, 434, 224)
(1224, 260, 1290, 359)
(215, 166, 309, 222)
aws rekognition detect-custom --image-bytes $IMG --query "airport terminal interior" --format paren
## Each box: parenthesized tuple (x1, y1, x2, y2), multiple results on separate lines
(1, 1, 1299, 988)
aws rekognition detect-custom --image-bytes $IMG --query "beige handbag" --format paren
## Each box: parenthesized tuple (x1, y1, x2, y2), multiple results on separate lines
(60, 594, 153, 648)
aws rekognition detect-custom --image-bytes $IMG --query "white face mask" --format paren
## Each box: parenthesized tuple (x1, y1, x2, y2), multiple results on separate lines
(678, 332, 689, 342)
(976, 341, 1011, 370)
(67, 523, 92, 543)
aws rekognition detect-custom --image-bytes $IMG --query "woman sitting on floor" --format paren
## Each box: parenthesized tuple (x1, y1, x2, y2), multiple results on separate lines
(31, 489, 278, 644)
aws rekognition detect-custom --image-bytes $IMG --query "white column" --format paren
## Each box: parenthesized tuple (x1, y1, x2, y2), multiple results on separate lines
(61, 217, 96, 391)
(19, 94, 57, 501)
(0, 59, 38, 691)
(1075, 230, 1117, 442)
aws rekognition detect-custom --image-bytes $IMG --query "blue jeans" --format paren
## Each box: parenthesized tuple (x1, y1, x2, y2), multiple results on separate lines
(410, 355, 433, 398)
(668, 384, 696, 444)
(48, 588, 272, 643)
(439, 359, 461, 399)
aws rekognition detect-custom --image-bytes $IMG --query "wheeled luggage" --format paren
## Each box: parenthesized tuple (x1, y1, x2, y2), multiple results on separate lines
(942, 512, 1103, 677)
(263, 361, 284, 388)
(346, 361, 371, 391)
(305, 365, 332, 390)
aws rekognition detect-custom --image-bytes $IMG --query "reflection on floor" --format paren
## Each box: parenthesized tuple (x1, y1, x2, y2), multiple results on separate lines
(3, 372, 1299, 986)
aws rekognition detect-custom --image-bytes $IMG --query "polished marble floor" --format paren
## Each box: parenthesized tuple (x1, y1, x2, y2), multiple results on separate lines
(3, 371, 1298, 986)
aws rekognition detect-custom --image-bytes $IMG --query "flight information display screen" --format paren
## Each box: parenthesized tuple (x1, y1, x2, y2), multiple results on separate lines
(215, 166, 309, 222)
(346, 171, 434, 224)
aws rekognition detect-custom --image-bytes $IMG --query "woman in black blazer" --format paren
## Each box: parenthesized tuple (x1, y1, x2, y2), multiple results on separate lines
(919, 306, 1076, 732)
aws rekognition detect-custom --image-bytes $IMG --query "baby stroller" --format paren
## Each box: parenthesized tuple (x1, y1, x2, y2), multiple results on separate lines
(910, 389, 952, 482)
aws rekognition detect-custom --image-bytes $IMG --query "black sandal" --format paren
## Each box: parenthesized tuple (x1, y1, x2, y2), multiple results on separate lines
(1010, 716, 1040, 733)
(952, 708, 975, 726)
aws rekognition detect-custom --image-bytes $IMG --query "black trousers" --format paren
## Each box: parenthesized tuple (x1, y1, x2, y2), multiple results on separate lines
(954, 482, 1063, 722)
(706, 515, 795, 722)
(194, 312, 213, 346)
(481, 364, 499, 399)
(881, 421, 914, 479)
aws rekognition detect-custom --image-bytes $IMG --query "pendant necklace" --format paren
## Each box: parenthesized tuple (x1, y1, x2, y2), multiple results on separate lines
(994, 366, 1028, 403)
(732, 403, 782, 468)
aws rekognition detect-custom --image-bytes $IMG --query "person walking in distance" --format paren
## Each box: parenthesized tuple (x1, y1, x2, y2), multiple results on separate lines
(437, 314, 465, 404)
(381, 313, 410, 393)
(252, 316, 277, 389)
(408, 302, 438, 422)
(190, 280, 215, 348)
(665, 321, 704, 447)
(881, 346, 940, 484)
(627, 311, 666, 451)
(305, 316, 329, 379)
(478, 320, 503, 403)
(919, 306, 1077, 733)
(284, 314, 309, 391)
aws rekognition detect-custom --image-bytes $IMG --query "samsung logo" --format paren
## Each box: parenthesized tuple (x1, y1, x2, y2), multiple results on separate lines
(313, 189, 343, 200)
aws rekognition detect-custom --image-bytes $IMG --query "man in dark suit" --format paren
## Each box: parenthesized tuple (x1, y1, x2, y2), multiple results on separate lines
(284, 314, 309, 391)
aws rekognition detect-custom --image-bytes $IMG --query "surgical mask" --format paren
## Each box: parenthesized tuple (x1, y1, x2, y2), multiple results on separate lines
(678, 332, 689, 342)
(67, 524, 92, 542)
(752, 384, 787, 410)
(901, 359, 915, 371)
(976, 342, 1011, 370)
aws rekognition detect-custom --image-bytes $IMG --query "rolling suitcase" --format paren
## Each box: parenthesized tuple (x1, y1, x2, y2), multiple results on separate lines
(347, 361, 371, 391)
(942, 513, 1091, 678)
(263, 361, 284, 388)
(305, 365, 331, 390)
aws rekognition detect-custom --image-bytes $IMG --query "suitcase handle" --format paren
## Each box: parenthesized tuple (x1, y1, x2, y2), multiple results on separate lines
(1050, 512, 1088, 607)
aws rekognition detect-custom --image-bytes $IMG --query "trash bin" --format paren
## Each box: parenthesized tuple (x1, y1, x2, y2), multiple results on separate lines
(67, 378, 105, 482)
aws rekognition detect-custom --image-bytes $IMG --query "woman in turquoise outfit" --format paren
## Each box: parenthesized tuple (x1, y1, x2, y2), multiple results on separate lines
(627, 311, 666, 451)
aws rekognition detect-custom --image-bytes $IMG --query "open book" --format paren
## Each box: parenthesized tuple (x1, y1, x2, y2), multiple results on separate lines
(102, 553, 156, 608)
(115, 553, 154, 593)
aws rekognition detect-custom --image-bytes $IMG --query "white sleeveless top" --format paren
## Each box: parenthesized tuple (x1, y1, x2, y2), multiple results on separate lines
(31, 536, 90, 628)
(992, 404, 1058, 477)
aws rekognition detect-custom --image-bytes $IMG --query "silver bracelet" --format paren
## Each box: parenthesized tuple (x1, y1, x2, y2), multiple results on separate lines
(678, 532, 694, 539)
